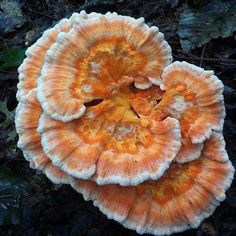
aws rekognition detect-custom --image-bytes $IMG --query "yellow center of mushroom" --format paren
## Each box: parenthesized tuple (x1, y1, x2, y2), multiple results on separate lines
(72, 37, 147, 101)
(67, 37, 161, 154)
(137, 159, 202, 204)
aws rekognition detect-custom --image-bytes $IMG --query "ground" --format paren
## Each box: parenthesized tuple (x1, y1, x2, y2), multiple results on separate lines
(0, 0, 236, 236)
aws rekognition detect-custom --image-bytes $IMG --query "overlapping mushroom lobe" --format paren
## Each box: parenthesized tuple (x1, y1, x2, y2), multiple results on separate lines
(151, 61, 225, 163)
(70, 132, 234, 235)
(15, 89, 69, 184)
(38, 92, 181, 185)
(16, 11, 180, 186)
(37, 13, 172, 122)
(15, 10, 234, 236)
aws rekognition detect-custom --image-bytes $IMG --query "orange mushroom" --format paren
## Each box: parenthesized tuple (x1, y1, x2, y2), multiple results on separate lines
(70, 132, 234, 235)
(38, 108, 181, 185)
(36, 12, 172, 122)
(15, 12, 107, 183)
(15, 11, 233, 236)
(16, 11, 180, 186)
(15, 89, 69, 184)
(150, 61, 225, 163)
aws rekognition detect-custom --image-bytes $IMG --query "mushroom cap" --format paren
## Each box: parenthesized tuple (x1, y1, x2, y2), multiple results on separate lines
(70, 132, 235, 235)
(36, 12, 172, 122)
(149, 61, 225, 163)
(37, 104, 181, 185)
(15, 89, 69, 184)
(15, 12, 101, 183)
(158, 61, 225, 144)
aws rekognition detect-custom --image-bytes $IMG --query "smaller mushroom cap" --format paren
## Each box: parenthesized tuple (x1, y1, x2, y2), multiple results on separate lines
(158, 61, 225, 143)
(15, 89, 69, 184)
(70, 132, 234, 235)
(149, 61, 225, 163)
(130, 85, 164, 117)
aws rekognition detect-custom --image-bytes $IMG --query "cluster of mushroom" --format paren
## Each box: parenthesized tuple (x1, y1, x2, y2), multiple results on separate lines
(15, 11, 234, 235)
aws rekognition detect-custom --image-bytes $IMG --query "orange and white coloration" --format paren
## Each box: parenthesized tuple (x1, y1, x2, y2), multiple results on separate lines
(16, 11, 178, 186)
(36, 12, 172, 122)
(15, 10, 233, 235)
(38, 108, 181, 185)
(15, 12, 104, 184)
(150, 61, 225, 163)
(15, 89, 69, 184)
(17, 11, 104, 101)
(15, 13, 89, 183)
(70, 132, 234, 235)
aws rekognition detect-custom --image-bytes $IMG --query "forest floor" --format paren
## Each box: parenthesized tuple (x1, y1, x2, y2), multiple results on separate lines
(0, 0, 236, 236)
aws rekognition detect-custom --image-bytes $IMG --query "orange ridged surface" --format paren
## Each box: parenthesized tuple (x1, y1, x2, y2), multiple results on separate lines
(15, 89, 69, 184)
(70, 132, 234, 235)
(15, 11, 233, 236)
(38, 96, 181, 185)
(37, 13, 172, 122)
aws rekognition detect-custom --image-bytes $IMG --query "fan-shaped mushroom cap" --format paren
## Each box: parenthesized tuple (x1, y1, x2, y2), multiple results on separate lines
(15, 89, 69, 184)
(17, 11, 101, 101)
(15, 13, 91, 183)
(70, 132, 234, 235)
(150, 61, 225, 163)
(38, 102, 181, 185)
(36, 12, 172, 122)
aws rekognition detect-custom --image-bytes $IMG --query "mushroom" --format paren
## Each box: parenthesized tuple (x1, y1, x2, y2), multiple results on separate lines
(70, 132, 234, 235)
(36, 12, 172, 122)
(150, 61, 225, 163)
(37, 107, 181, 185)
(15, 10, 233, 236)
(15, 89, 69, 184)
(16, 11, 180, 186)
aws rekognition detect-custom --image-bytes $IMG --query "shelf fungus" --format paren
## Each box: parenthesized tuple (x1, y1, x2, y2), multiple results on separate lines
(15, 11, 234, 236)
(153, 61, 226, 163)
(15, 89, 69, 184)
(70, 132, 234, 235)
(36, 11, 172, 122)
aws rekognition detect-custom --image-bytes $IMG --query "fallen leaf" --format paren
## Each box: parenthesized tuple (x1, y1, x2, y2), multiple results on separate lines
(178, 0, 236, 52)
(0, 0, 27, 34)
(0, 48, 25, 69)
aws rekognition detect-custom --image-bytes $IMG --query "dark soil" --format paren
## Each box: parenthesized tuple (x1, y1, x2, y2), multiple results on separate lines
(0, 1, 235, 236)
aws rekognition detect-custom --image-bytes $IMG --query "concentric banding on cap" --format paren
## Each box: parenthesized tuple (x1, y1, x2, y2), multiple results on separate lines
(37, 12, 172, 122)
(37, 100, 181, 185)
(70, 132, 235, 235)
(15, 89, 69, 184)
(158, 61, 225, 144)
(148, 61, 225, 164)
